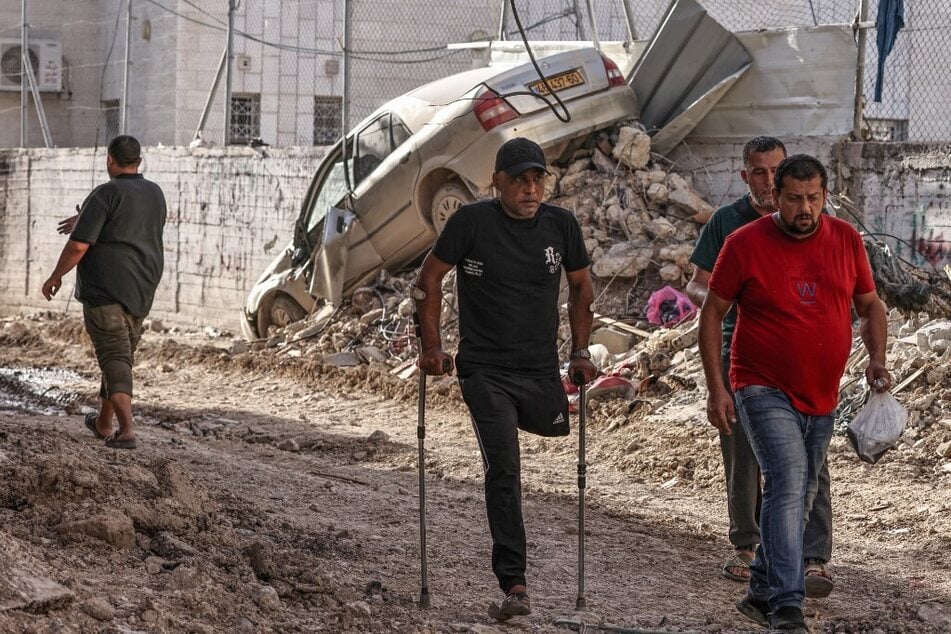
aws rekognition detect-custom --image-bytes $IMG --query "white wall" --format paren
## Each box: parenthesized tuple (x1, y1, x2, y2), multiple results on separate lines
(0, 146, 325, 330)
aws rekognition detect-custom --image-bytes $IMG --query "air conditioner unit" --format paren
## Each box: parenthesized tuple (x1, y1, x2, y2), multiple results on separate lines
(0, 38, 62, 92)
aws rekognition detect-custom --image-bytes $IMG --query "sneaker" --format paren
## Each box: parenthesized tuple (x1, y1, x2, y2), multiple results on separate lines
(735, 594, 770, 628)
(497, 591, 531, 619)
(769, 605, 809, 633)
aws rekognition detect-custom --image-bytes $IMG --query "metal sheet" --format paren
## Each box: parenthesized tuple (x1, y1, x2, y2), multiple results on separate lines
(650, 66, 748, 156)
(687, 25, 858, 140)
(628, 0, 752, 135)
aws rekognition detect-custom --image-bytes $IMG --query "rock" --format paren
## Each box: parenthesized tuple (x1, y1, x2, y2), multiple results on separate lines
(203, 326, 221, 338)
(276, 438, 300, 452)
(350, 287, 381, 316)
(359, 308, 385, 325)
(658, 263, 683, 281)
(80, 597, 115, 621)
(283, 321, 306, 335)
(917, 602, 949, 629)
(667, 173, 714, 221)
(591, 242, 652, 279)
(0, 565, 74, 614)
(326, 351, 361, 367)
(145, 556, 166, 574)
(397, 297, 415, 318)
(917, 320, 951, 354)
(590, 148, 617, 174)
(356, 346, 387, 364)
(658, 244, 694, 268)
(166, 566, 204, 591)
(346, 600, 372, 617)
(55, 512, 135, 548)
(612, 126, 651, 170)
(368, 430, 389, 443)
(229, 339, 249, 355)
(646, 182, 668, 204)
(248, 542, 276, 581)
(151, 532, 196, 559)
(146, 319, 164, 332)
(937, 440, 951, 458)
(647, 216, 677, 239)
(251, 585, 282, 611)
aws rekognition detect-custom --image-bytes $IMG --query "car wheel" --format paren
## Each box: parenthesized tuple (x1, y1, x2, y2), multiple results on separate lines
(431, 181, 473, 234)
(257, 294, 307, 337)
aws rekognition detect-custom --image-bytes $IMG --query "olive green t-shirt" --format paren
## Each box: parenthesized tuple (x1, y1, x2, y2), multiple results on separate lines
(689, 195, 761, 356)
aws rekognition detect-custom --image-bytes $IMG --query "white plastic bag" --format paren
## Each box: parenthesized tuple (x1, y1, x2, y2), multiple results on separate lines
(846, 391, 907, 464)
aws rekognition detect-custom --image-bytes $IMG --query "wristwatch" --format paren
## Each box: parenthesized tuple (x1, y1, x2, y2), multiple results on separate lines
(569, 348, 592, 360)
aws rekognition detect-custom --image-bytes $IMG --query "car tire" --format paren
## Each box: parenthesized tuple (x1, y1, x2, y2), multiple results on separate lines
(257, 294, 307, 338)
(431, 181, 473, 234)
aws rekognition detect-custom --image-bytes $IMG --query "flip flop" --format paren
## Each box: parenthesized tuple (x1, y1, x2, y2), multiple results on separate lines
(805, 559, 834, 598)
(84, 412, 107, 440)
(721, 550, 754, 582)
(104, 433, 138, 450)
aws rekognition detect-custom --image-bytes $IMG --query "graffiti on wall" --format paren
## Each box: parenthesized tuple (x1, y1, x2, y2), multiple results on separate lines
(911, 201, 951, 266)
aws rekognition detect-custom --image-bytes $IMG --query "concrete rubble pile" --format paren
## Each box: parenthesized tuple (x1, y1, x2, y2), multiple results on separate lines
(250, 121, 713, 369)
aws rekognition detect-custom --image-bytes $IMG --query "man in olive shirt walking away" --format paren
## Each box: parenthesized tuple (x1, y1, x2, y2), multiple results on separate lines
(42, 135, 167, 450)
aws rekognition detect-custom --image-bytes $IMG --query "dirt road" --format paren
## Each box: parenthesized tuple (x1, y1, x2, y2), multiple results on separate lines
(0, 315, 948, 633)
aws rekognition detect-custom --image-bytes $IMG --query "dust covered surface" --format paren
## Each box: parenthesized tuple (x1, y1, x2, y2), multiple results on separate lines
(0, 314, 949, 633)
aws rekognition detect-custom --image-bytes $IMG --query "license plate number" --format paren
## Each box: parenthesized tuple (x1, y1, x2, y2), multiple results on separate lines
(528, 69, 585, 95)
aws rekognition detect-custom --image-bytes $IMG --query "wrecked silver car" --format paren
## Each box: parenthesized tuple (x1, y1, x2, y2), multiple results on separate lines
(240, 46, 638, 339)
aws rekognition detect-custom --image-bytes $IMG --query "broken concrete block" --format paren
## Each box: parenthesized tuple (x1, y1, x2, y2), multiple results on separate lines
(326, 351, 361, 367)
(646, 182, 668, 204)
(230, 339, 250, 355)
(356, 346, 388, 364)
(659, 263, 683, 281)
(648, 216, 677, 239)
(612, 126, 651, 170)
(917, 320, 951, 354)
(591, 327, 634, 354)
(591, 147, 617, 174)
(591, 242, 652, 279)
(666, 173, 714, 222)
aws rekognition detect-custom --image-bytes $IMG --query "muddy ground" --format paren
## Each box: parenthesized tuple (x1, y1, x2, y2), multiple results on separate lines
(0, 314, 949, 633)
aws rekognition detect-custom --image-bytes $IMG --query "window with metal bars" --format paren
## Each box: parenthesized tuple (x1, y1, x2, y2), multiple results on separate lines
(229, 94, 260, 145)
(313, 96, 342, 146)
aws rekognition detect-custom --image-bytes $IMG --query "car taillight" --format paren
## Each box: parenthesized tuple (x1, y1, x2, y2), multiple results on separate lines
(473, 89, 518, 131)
(601, 54, 626, 87)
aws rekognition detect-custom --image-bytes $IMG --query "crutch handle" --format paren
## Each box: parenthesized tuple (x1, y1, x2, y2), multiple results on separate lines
(572, 371, 585, 386)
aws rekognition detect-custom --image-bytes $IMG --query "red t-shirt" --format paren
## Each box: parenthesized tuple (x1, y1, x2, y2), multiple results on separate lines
(709, 214, 875, 415)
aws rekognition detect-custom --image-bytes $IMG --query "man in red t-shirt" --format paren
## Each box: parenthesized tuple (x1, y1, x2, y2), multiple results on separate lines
(699, 155, 890, 633)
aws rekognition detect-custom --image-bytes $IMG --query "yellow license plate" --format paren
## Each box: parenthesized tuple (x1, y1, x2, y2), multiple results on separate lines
(528, 69, 585, 95)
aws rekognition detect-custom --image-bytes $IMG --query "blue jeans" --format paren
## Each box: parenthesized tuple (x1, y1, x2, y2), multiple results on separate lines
(734, 385, 833, 611)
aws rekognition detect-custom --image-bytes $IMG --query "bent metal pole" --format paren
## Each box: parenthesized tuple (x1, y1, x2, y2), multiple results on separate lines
(573, 372, 588, 610)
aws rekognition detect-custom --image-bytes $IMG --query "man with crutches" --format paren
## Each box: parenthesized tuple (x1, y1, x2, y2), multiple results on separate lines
(415, 137, 597, 621)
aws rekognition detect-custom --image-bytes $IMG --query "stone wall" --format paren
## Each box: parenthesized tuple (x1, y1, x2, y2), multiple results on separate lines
(834, 142, 951, 268)
(0, 146, 325, 331)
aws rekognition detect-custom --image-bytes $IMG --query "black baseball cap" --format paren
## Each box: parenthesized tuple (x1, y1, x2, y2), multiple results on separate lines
(494, 137, 549, 176)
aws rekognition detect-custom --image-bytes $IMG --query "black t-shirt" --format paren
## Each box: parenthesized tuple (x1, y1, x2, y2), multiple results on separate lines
(70, 174, 167, 318)
(433, 199, 589, 378)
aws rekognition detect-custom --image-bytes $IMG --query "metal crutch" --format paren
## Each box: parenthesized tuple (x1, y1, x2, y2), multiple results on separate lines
(414, 308, 450, 610)
(573, 371, 588, 610)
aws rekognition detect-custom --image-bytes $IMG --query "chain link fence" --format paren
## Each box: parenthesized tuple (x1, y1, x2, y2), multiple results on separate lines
(1, 0, 949, 148)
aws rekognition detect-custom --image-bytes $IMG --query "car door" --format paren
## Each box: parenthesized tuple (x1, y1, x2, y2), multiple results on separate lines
(343, 112, 423, 291)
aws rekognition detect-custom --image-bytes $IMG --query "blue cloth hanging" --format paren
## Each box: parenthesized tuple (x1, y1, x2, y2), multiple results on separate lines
(875, 0, 905, 102)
